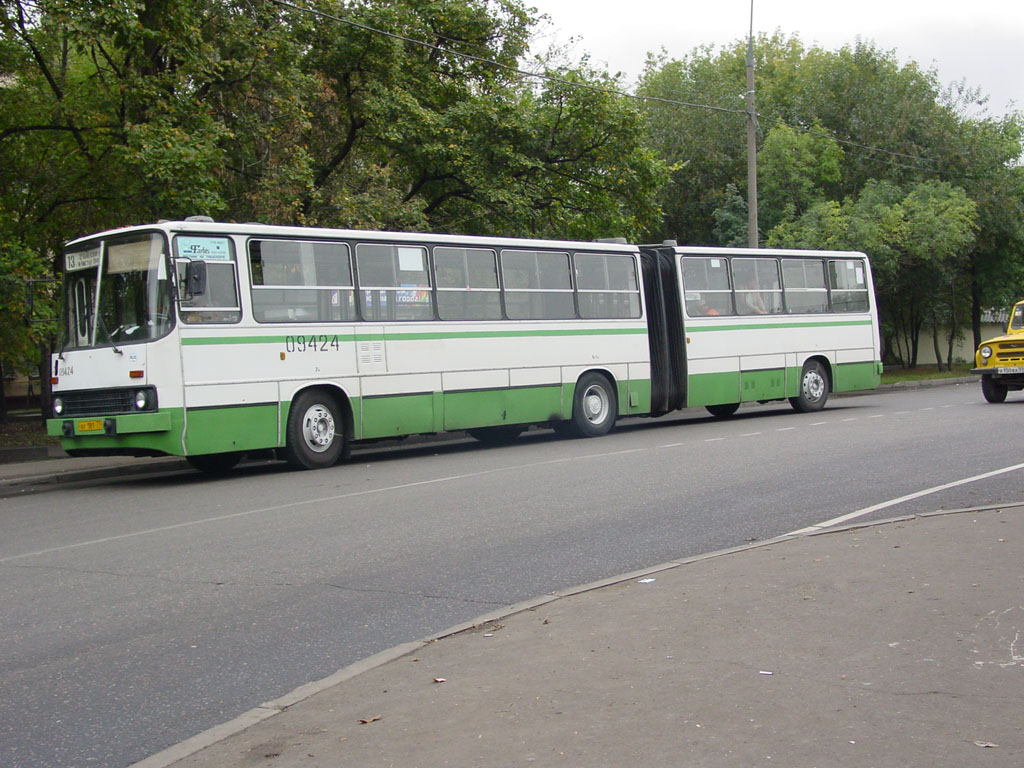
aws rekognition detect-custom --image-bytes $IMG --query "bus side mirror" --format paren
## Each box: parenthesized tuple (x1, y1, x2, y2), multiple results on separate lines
(185, 260, 207, 297)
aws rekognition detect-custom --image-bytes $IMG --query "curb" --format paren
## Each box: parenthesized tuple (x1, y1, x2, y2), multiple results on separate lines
(877, 375, 975, 390)
(0, 458, 191, 497)
(0, 444, 68, 463)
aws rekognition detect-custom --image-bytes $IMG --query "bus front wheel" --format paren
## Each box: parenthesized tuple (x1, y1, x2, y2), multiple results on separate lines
(562, 372, 617, 438)
(790, 360, 830, 413)
(981, 374, 1008, 403)
(284, 390, 346, 469)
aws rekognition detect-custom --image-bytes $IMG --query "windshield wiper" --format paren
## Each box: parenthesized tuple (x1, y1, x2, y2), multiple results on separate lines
(93, 312, 123, 355)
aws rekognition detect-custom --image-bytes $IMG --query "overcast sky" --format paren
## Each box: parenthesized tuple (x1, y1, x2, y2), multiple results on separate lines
(527, 0, 1023, 116)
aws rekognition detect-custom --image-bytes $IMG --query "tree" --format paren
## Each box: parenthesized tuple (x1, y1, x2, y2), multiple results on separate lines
(769, 180, 976, 367)
(928, 112, 1024, 347)
(636, 35, 949, 244)
(0, 240, 56, 420)
(0, 0, 665, 390)
(757, 123, 843, 233)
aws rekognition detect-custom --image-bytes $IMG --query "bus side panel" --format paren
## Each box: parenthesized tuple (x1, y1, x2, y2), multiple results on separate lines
(358, 373, 440, 438)
(833, 359, 882, 392)
(684, 369, 741, 407)
(182, 379, 281, 455)
(505, 385, 563, 423)
(741, 369, 786, 401)
(442, 369, 509, 430)
(183, 404, 280, 455)
(624, 362, 653, 414)
(360, 393, 437, 438)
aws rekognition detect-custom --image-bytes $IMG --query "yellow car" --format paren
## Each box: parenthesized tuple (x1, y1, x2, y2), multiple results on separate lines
(972, 300, 1024, 402)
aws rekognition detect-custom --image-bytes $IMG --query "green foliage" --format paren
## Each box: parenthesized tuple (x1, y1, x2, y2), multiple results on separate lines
(710, 184, 748, 247)
(0, 238, 56, 373)
(757, 123, 843, 232)
(770, 180, 977, 367)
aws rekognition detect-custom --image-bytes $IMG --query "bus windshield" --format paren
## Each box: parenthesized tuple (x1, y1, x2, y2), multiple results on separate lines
(60, 232, 173, 350)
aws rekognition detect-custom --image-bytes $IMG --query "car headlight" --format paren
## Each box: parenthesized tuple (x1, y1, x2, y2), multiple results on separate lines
(134, 389, 150, 410)
(980, 345, 993, 360)
(53, 396, 64, 416)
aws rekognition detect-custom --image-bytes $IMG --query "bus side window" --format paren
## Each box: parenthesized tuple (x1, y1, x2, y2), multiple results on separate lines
(356, 244, 433, 322)
(250, 239, 355, 323)
(176, 236, 241, 323)
(828, 260, 869, 312)
(733, 257, 782, 316)
(435, 247, 501, 321)
(501, 250, 575, 320)
(782, 259, 828, 313)
(681, 257, 733, 316)
(575, 253, 641, 319)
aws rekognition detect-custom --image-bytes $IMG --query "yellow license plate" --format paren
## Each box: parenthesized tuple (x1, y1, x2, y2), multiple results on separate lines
(77, 420, 104, 432)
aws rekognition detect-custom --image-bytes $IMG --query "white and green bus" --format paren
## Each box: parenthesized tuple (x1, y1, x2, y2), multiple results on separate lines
(47, 220, 882, 472)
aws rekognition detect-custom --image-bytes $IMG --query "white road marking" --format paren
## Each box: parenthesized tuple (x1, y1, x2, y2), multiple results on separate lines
(789, 462, 1024, 535)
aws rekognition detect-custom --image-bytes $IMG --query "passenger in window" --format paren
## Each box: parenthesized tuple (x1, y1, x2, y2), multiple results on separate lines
(694, 299, 719, 316)
(740, 278, 767, 314)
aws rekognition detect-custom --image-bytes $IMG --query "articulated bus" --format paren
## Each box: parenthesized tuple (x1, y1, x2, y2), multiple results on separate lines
(47, 220, 882, 472)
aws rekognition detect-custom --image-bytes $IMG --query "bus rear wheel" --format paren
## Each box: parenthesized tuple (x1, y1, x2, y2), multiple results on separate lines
(284, 390, 346, 469)
(981, 374, 1008, 403)
(561, 372, 617, 438)
(790, 360, 829, 413)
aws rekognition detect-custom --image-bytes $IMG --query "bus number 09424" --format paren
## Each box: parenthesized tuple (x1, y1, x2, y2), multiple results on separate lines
(285, 335, 341, 353)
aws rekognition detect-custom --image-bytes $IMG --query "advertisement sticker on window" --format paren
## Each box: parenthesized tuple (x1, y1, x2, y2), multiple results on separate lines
(177, 236, 232, 260)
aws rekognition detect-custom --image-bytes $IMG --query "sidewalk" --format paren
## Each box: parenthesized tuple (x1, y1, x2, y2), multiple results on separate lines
(137, 505, 1023, 768)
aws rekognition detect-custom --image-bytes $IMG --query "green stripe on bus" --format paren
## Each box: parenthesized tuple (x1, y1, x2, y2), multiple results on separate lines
(181, 326, 648, 345)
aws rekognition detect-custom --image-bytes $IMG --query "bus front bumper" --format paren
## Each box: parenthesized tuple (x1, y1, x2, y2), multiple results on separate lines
(47, 411, 173, 438)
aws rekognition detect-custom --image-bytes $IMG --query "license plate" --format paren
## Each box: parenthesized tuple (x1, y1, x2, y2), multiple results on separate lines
(77, 420, 104, 432)
(996, 366, 1024, 374)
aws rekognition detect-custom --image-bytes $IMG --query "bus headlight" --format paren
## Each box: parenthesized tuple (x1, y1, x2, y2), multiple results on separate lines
(134, 389, 151, 410)
(980, 345, 993, 360)
(53, 397, 64, 416)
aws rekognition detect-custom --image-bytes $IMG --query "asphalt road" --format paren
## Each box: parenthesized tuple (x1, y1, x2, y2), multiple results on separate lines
(2, 382, 1022, 767)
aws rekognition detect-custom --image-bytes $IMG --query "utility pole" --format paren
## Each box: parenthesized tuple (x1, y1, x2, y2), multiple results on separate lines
(745, 0, 759, 248)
